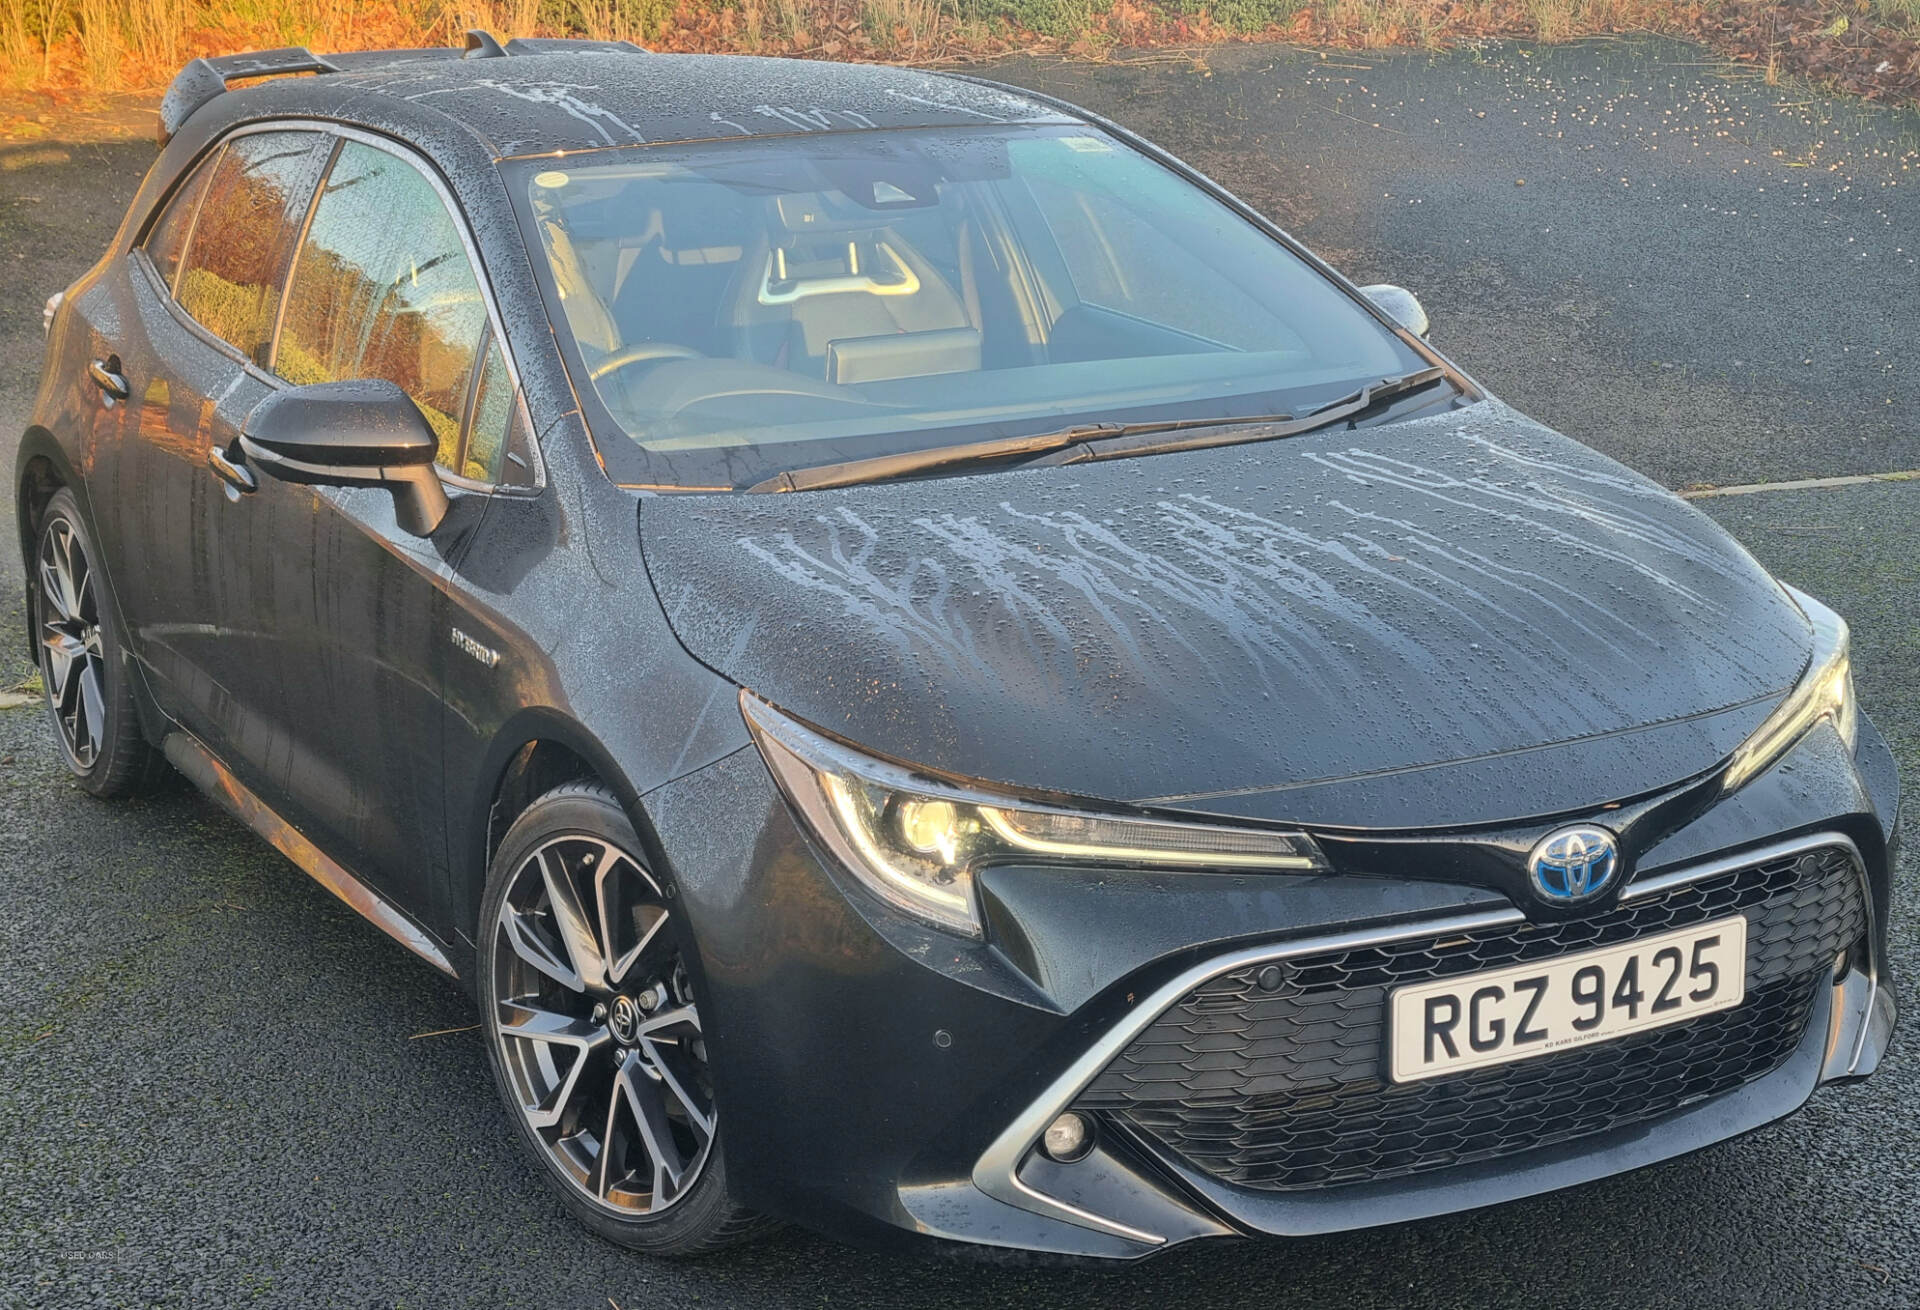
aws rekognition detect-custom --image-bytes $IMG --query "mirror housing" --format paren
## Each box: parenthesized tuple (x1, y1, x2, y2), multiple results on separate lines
(240, 379, 450, 536)
(1360, 284, 1431, 338)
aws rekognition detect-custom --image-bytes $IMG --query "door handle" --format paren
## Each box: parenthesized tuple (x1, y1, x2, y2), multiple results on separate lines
(88, 357, 129, 400)
(208, 444, 257, 496)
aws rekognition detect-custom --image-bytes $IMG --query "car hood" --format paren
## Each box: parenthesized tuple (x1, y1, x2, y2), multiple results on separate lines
(639, 401, 1811, 829)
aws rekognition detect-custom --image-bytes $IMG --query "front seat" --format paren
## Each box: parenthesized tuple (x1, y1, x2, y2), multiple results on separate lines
(722, 210, 974, 381)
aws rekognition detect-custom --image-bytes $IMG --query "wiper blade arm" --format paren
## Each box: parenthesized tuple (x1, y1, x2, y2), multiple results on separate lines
(1031, 366, 1452, 468)
(743, 366, 1451, 491)
(744, 422, 1122, 493)
(1300, 364, 1453, 424)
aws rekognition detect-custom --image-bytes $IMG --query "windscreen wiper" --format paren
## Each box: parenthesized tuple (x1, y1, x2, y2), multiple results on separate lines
(1026, 366, 1452, 469)
(744, 422, 1126, 493)
(743, 366, 1452, 493)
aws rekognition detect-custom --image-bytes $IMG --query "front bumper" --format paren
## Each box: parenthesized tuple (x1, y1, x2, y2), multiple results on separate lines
(637, 716, 1900, 1259)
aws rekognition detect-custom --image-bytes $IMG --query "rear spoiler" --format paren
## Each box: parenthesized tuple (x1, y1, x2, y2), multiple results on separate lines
(156, 32, 649, 146)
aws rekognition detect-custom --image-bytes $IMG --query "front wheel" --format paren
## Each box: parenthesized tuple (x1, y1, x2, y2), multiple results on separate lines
(477, 781, 772, 1256)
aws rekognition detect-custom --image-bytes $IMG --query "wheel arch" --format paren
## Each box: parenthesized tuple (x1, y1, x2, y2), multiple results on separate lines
(16, 430, 169, 749)
(15, 426, 78, 662)
(458, 708, 655, 945)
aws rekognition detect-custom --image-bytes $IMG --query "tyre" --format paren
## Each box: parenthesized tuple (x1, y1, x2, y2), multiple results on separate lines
(31, 487, 165, 797)
(477, 781, 772, 1256)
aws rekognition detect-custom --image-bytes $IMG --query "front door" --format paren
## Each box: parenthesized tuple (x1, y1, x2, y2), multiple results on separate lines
(232, 134, 515, 918)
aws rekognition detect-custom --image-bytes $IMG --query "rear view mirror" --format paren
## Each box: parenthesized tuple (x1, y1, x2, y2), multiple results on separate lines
(238, 379, 450, 536)
(1360, 284, 1431, 338)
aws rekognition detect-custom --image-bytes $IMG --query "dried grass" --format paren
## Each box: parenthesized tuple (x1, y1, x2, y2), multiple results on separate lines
(860, 0, 950, 55)
(3, 0, 1917, 99)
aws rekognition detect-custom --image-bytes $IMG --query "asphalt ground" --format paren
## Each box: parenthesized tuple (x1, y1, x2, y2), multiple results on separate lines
(1, 35, 1916, 1309)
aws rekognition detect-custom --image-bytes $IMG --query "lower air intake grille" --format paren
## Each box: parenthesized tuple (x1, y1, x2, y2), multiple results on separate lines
(1074, 844, 1863, 1192)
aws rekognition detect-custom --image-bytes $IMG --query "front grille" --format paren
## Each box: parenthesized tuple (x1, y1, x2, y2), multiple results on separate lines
(1075, 844, 1864, 1192)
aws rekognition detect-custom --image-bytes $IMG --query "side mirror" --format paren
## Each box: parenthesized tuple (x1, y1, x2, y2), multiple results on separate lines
(239, 379, 450, 536)
(1360, 284, 1430, 338)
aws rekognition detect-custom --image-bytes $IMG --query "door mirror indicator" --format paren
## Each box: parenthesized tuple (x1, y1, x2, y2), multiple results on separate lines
(1360, 284, 1431, 338)
(239, 379, 450, 536)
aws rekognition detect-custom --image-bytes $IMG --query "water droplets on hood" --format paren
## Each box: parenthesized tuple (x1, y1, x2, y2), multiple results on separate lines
(642, 401, 1810, 809)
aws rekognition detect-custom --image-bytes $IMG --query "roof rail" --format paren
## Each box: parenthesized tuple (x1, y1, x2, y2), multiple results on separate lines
(155, 34, 650, 146)
(498, 36, 650, 55)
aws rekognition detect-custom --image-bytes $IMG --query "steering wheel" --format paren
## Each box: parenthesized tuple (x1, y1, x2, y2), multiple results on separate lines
(588, 341, 705, 381)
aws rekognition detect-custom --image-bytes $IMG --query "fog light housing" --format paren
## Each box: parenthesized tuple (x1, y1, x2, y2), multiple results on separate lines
(1041, 1112, 1095, 1163)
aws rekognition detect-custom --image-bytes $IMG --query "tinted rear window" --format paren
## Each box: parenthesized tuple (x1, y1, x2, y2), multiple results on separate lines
(174, 130, 329, 363)
(142, 150, 218, 294)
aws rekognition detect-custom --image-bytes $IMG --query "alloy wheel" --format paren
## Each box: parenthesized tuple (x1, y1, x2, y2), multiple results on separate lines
(490, 834, 716, 1216)
(36, 515, 106, 770)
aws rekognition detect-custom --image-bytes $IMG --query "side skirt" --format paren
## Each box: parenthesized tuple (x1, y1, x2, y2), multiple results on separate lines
(162, 732, 459, 979)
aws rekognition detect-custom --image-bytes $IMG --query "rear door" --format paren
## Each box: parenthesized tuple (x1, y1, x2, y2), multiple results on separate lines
(106, 128, 332, 779)
(103, 123, 535, 928)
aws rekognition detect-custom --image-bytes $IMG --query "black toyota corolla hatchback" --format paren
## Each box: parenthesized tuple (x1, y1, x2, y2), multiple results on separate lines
(18, 37, 1899, 1259)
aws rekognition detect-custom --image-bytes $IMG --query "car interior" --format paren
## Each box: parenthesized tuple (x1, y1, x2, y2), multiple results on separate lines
(523, 129, 1403, 466)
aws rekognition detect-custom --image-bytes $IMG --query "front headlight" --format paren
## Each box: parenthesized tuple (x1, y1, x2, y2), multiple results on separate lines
(1721, 587, 1858, 796)
(741, 693, 1328, 937)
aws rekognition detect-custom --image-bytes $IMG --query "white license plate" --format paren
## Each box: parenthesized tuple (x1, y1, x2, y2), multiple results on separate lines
(1388, 915, 1748, 1083)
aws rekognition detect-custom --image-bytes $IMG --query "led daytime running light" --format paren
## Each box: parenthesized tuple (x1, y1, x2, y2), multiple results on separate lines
(742, 694, 1328, 937)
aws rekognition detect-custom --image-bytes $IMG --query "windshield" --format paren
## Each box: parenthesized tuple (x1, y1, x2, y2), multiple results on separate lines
(517, 125, 1431, 489)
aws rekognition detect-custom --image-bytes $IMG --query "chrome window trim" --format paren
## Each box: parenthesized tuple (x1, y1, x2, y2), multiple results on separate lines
(148, 117, 547, 494)
(972, 829, 1873, 1246)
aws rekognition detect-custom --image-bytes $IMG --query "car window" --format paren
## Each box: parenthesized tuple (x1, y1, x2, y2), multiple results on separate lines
(141, 149, 220, 294)
(278, 140, 490, 474)
(1015, 142, 1303, 353)
(464, 333, 535, 484)
(174, 130, 329, 364)
(519, 126, 1422, 490)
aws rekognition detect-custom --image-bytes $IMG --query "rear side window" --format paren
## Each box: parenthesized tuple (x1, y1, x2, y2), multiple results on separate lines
(278, 140, 489, 473)
(174, 130, 329, 364)
(141, 151, 218, 294)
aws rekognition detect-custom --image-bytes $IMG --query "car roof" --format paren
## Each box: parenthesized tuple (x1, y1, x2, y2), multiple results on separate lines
(209, 52, 1077, 159)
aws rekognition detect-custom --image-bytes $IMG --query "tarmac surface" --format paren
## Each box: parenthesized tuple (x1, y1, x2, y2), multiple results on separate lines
(0, 35, 1915, 1309)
